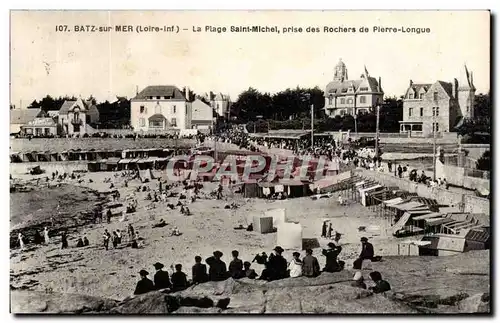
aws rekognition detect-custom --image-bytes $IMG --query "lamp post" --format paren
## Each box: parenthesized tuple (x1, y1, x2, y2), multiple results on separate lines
(432, 114, 437, 181)
(375, 105, 380, 159)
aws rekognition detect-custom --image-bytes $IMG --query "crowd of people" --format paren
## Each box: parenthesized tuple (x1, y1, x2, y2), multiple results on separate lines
(133, 241, 391, 296)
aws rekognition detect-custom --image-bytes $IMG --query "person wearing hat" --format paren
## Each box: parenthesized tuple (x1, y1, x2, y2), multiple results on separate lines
(287, 252, 303, 278)
(322, 242, 344, 273)
(206, 250, 228, 282)
(171, 264, 189, 292)
(321, 221, 328, 238)
(229, 250, 244, 279)
(153, 262, 171, 290)
(332, 231, 342, 246)
(192, 256, 209, 284)
(351, 271, 367, 289)
(134, 269, 155, 295)
(268, 246, 288, 280)
(353, 237, 374, 270)
(302, 248, 320, 278)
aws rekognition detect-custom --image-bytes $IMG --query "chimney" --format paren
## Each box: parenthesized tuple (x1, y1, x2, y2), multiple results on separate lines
(136, 85, 138, 95)
(185, 86, 190, 101)
(409, 79, 413, 87)
(378, 77, 382, 91)
(452, 78, 458, 98)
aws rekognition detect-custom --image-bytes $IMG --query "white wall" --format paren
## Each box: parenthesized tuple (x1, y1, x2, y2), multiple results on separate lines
(131, 99, 188, 131)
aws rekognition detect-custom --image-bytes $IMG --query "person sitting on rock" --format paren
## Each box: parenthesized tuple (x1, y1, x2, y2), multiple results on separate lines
(170, 264, 189, 292)
(288, 252, 303, 278)
(206, 250, 228, 282)
(243, 261, 257, 279)
(228, 250, 244, 279)
(134, 269, 155, 295)
(351, 271, 367, 289)
(153, 262, 171, 290)
(268, 246, 288, 280)
(368, 271, 391, 294)
(322, 242, 344, 273)
(353, 237, 374, 270)
(83, 235, 89, 246)
(192, 256, 209, 284)
(76, 237, 84, 248)
(302, 248, 321, 278)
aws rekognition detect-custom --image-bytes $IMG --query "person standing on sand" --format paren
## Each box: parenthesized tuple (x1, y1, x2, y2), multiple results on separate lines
(116, 229, 122, 244)
(321, 221, 328, 238)
(106, 209, 112, 224)
(103, 229, 110, 250)
(43, 227, 50, 244)
(61, 231, 68, 249)
(18, 233, 25, 250)
(327, 223, 333, 239)
(112, 231, 119, 249)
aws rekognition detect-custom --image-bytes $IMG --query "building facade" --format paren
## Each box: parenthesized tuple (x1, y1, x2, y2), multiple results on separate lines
(10, 108, 46, 134)
(324, 59, 384, 117)
(58, 99, 100, 135)
(21, 117, 58, 136)
(400, 65, 475, 137)
(189, 98, 214, 130)
(131, 85, 190, 132)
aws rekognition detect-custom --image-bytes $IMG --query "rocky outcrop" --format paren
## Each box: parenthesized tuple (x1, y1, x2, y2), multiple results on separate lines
(10, 251, 491, 314)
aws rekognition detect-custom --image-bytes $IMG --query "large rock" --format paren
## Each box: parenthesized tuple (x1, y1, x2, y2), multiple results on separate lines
(457, 293, 490, 313)
(110, 291, 169, 314)
(10, 291, 118, 314)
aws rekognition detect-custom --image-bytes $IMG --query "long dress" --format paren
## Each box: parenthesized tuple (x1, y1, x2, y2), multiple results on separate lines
(18, 233, 24, 250)
(44, 229, 50, 244)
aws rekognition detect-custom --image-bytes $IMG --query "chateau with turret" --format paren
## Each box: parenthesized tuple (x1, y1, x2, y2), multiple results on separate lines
(323, 58, 384, 117)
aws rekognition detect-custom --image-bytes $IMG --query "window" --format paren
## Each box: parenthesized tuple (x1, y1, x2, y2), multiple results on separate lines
(359, 87, 369, 92)
(347, 98, 353, 104)
(409, 93, 414, 99)
(328, 95, 333, 105)
(44, 128, 50, 135)
(432, 107, 440, 116)
(433, 123, 439, 132)
(171, 118, 177, 127)
(172, 105, 177, 114)
(149, 96, 154, 100)
(341, 88, 348, 93)
(409, 108, 413, 117)
(149, 119, 163, 128)
(340, 110, 345, 116)
(35, 128, 42, 136)
(360, 96, 366, 104)
(419, 93, 424, 99)
(140, 106, 145, 113)
(155, 105, 161, 114)
(420, 107, 424, 116)
(466, 106, 470, 113)
(164, 96, 169, 100)
(413, 124, 423, 131)
(156, 96, 161, 100)
(433, 92, 438, 101)
(340, 98, 345, 104)
(140, 118, 145, 127)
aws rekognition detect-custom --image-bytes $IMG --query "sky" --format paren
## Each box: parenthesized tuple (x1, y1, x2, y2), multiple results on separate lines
(10, 10, 490, 107)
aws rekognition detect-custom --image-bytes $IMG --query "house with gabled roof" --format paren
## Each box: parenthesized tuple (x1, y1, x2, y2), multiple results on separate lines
(400, 65, 475, 137)
(58, 98, 100, 135)
(324, 59, 384, 117)
(10, 108, 46, 134)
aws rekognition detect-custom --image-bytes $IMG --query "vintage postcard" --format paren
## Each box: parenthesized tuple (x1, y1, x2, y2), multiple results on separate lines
(9, 10, 491, 314)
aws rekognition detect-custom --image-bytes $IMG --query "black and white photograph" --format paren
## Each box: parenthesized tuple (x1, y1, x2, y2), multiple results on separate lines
(8, 10, 491, 314)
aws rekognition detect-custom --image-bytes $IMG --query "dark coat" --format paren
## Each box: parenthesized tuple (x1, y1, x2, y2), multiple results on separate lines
(244, 268, 258, 279)
(206, 256, 228, 281)
(321, 223, 327, 237)
(229, 259, 244, 279)
(134, 278, 155, 295)
(351, 279, 367, 289)
(302, 255, 321, 277)
(360, 242, 374, 260)
(268, 254, 288, 280)
(154, 270, 172, 290)
(371, 280, 391, 294)
(171, 271, 189, 292)
(322, 247, 343, 272)
(192, 263, 209, 284)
